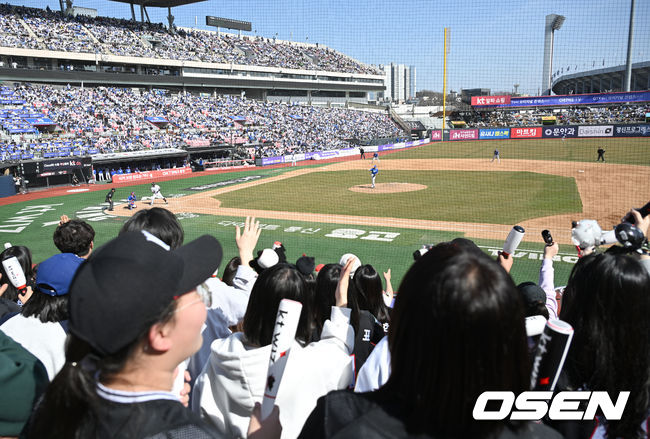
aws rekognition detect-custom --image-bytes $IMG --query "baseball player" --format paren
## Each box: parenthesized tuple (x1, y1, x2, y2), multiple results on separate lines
(105, 188, 115, 211)
(127, 192, 137, 210)
(597, 147, 606, 162)
(372, 151, 379, 162)
(370, 165, 379, 189)
(491, 148, 500, 163)
(150, 182, 168, 205)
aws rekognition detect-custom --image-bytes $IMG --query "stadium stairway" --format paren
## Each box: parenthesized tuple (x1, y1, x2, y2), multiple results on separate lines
(82, 26, 101, 45)
(389, 108, 412, 134)
(18, 17, 38, 42)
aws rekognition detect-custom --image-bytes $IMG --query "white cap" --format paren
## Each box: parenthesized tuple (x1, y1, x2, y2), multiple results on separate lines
(339, 253, 361, 277)
(571, 219, 602, 249)
(3, 242, 11, 249)
(258, 248, 279, 269)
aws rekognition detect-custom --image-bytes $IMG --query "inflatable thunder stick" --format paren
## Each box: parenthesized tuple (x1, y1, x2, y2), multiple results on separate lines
(530, 319, 574, 391)
(261, 298, 303, 419)
(2, 256, 26, 290)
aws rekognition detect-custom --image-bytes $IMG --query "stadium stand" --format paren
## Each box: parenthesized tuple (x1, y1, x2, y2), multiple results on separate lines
(0, 83, 403, 161)
(0, 4, 380, 74)
(456, 104, 650, 128)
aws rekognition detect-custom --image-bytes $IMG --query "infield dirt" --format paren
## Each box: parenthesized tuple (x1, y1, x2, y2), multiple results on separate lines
(110, 158, 649, 245)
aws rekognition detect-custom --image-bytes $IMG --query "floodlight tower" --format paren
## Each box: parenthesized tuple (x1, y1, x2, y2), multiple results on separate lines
(623, 0, 636, 92)
(542, 14, 565, 95)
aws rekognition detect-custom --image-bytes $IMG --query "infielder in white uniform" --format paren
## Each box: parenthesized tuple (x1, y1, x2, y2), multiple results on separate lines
(150, 182, 168, 206)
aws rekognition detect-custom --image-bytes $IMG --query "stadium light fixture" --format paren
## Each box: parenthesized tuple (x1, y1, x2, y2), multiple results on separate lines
(542, 14, 566, 95)
(551, 15, 565, 31)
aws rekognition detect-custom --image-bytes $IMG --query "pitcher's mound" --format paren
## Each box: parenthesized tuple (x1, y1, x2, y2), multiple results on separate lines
(349, 182, 427, 194)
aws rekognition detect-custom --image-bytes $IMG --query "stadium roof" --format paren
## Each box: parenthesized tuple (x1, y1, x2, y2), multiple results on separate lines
(109, 0, 206, 7)
(552, 61, 650, 95)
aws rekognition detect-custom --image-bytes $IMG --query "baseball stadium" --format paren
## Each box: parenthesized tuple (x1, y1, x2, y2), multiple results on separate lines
(0, 0, 649, 437)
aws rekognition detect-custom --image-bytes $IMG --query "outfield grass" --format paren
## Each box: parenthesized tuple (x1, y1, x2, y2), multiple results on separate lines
(216, 170, 582, 224)
(387, 137, 650, 165)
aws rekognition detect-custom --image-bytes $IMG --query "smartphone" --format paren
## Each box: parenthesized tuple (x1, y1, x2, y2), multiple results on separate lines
(626, 201, 650, 224)
(541, 229, 553, 245)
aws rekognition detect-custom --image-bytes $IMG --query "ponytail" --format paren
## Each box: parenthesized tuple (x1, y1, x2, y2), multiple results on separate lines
(23, 300, 178, 438)
(24, 336, 100, 439)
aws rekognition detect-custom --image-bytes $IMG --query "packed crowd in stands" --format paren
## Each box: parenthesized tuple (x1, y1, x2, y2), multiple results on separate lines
(461, 104, 650, 128)
(0, 83, 404, 161)
(0, 3, 381, 75)
(0, 202, 648, 438)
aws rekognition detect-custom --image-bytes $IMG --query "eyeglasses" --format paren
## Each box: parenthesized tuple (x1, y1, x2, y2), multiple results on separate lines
(196, 282, 212, 307)
(174, 283, 212, 313)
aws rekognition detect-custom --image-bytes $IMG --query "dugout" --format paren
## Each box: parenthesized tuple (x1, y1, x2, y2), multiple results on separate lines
(19, 158, 93, 189)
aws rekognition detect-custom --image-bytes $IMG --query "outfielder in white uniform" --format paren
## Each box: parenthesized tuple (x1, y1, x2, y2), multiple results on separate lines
(150, 182, 168, 206)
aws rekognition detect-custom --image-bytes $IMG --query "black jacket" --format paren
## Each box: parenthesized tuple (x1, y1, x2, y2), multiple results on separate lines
(299, 390, 564, 439)
(23, 396, 220, 439)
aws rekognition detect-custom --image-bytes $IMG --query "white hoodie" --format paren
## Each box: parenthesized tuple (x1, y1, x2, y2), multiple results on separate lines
(193, 307, 354, 439)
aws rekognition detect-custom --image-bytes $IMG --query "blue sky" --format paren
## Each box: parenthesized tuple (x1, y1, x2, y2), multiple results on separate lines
(7, 0, 650, 95)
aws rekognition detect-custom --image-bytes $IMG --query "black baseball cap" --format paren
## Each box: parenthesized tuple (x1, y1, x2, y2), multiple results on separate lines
(68, 230, 222, 356)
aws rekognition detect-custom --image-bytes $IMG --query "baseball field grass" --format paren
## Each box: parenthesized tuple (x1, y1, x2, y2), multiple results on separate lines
(1, 136, 648, 290)
(388, 137, 650, 164)
(215, 170, 582, 224)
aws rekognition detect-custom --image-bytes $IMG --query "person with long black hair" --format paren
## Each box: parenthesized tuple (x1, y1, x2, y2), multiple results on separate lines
(548, 251, 650, 439)
(299, 243, 561, 439)
(347, 264, 390, 374)
(312, 263, 342, 339)
(21, 231, 223, 439)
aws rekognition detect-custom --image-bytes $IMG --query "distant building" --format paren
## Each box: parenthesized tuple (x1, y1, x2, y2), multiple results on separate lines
(409, 66, 416, 100)
(378, 63, 416, 103)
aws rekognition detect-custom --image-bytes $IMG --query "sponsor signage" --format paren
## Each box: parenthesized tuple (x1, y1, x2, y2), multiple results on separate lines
(471, 95, 511, 106)
(511, 127, 542, 138)
(430, 130, 442, 141)
(260, 156, 285, 166)
(111, 166, 192, 183)
(577, 125, 613, 137)
(494, 91, 650, 108)
(614, 124, 650, 137)
(38, 158, 91, 176)
(542, 126, 578, 138)
(479, 128, 510, 139)
(378, 143, 403, 151)
(449, 129, 479, 141)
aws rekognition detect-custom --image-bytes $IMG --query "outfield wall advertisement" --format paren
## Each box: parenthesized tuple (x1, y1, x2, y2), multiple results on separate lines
(578, 125, 614, 137)
(479, 128, 510, 139)
(542, 126, 579, 138)
(450, 129, 479, 141)
(613, 124, 650, 137)
(511, 127, 542, 138)
(255, 123, 649, 166)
